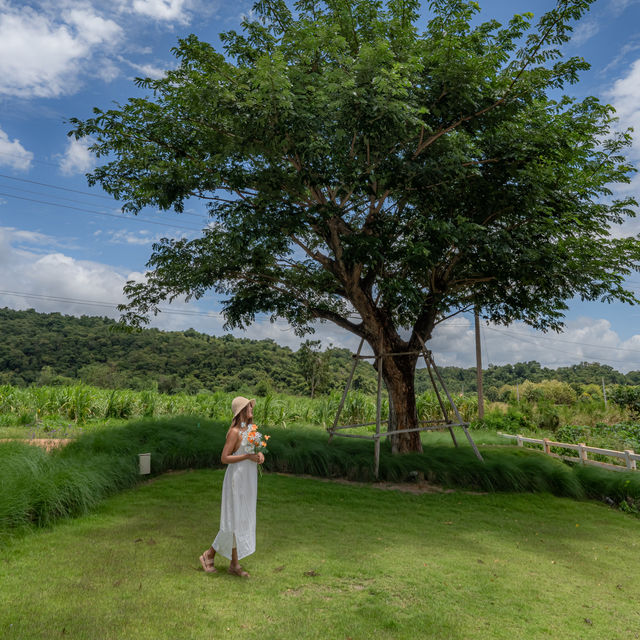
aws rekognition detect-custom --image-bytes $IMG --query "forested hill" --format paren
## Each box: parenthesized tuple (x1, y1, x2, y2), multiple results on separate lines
(1, 307, 638, 395)
(0, 307, 323, 394)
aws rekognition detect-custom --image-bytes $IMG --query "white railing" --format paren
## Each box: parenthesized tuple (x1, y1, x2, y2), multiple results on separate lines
(497, 432, 639, 472)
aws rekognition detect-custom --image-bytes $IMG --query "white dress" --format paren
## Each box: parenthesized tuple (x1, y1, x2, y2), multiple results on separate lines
(212, 426, 257, 560)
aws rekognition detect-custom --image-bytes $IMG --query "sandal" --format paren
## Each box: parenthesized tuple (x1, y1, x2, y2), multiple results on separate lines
(228, 564, 250, 578)
(199, 553, 217, 573)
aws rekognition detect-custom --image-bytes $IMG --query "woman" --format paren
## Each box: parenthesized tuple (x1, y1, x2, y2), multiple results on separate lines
(199, 396, 264, 577)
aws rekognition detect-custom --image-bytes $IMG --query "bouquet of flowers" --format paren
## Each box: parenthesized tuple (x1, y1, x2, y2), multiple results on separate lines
(246, 423, 270, 451)
(246, 423, 270, 474)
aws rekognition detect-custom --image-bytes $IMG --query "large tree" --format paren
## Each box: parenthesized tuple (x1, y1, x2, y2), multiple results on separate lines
(71, 0, 639, 453)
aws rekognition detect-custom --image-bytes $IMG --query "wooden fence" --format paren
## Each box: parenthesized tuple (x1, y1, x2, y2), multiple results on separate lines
(497, 432, 639, 472)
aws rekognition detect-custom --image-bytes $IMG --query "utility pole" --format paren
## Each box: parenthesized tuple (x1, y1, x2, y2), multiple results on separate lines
(602, 377, 607, 409)
(475, 308, 484, 420)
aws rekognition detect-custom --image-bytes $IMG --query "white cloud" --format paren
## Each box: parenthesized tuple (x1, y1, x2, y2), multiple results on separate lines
(0, 226, 277, 338)
(570, 20, 599, 46)
(0, 226, 131, 316)
(121, 57, 168, 79)
(63, 6, 122, 45)
(59, 137, 95, 176)
(609, 0, 640, 15)
(0, 126, 33, 170)
(601, 40, 640, 75)
(106, 229, 164, 245)
(120, 0, 194, 23)
(0, 2, 122, 98)
(605, 58, 640, 164)
(428, 316, 640, 373)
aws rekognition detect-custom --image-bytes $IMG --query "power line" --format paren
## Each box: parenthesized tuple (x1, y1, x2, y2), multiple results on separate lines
(0, 191, 203, 232)
(0, 289, 289, 334)
(0, 289, 223, 320)
(0, 171, 115, 200)
(0, 180, 210, 222)
(0, 182, 120, 209)
(0, 286, 636, 361)
(0, 172, 215, 221)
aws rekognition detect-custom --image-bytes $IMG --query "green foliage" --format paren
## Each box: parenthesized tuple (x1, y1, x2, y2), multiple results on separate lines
(72, 0, 639, 337)
(0, 440, 138, 539)
(473, 406, 533, 433)
(609, 385, 640, 419)
(0, 307, 377, 396)
(68, 0, 639, 447)
(4, 307, 640, 423)
(533, 401, 560, 432)
(296, 340, 330, 398)
(555, 424, 590, 444)
(3, 417, 640, 545)
(418, 360, 632, 393)
(521, 380, 576, 405)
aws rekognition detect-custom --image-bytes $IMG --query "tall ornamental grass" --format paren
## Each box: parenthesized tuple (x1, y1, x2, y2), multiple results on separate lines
(2, 417, 640, 544)
(0, 441, 138, 543)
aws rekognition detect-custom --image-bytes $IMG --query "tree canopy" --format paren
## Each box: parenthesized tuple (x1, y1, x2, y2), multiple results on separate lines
(70, 0, 640, 452)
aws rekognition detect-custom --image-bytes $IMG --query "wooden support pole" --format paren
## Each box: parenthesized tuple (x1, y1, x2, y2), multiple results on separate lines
(429, 352, 482, 460)
(416, 334, 482, 461)
(328, 337, 364, 442)
(421, 345, 457, 446)
(422, 342, 458, 447)
(374, 338, 383, 480)
(423, 353, 449, 421)
(475, 309, 484, 421)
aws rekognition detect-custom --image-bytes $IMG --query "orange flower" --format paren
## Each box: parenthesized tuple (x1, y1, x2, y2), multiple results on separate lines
(264, 435, 270, 441)
(261, 442, 266, 447)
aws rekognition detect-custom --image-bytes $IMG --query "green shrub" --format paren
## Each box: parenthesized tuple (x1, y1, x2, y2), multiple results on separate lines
(609, 386, 640, 419)
(534, 402, 560, 432)
(475, 407, 533, 433)
(555, 424, 590, 444)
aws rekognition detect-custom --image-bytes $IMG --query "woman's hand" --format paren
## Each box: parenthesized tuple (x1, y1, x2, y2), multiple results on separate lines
(250, 452, 265, 464)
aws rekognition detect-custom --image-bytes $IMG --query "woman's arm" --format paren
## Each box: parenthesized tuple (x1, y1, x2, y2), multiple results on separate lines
(220, 427, 263, 464)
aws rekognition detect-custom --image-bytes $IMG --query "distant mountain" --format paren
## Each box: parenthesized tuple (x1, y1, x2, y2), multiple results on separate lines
(0, 307, 372, 395)
(1, 307, 637, 395)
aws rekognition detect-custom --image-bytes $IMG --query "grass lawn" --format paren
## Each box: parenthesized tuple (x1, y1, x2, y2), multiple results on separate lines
(1, 470, 639, 640)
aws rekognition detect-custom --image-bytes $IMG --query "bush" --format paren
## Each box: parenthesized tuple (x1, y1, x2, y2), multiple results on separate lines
(475, 407, 533, 433)
(609, 386, 640, 419)
(534, 402, 560, 432)
(555, 424, 590, 444)
(520, 380, 576, 405)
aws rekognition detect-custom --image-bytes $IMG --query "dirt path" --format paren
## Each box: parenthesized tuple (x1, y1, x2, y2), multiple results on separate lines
(0, 438, 73, 452)
(272, 472, 487, 495)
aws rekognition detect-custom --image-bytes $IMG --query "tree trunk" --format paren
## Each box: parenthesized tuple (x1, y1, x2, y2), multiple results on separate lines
(381, 352, 423, 454)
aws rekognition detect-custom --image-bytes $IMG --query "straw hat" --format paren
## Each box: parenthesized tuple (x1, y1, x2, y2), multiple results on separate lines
(231, 396, 256, 419)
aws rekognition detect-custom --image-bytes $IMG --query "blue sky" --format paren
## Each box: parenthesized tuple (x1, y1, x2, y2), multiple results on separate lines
(1, 0, 640, 371)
